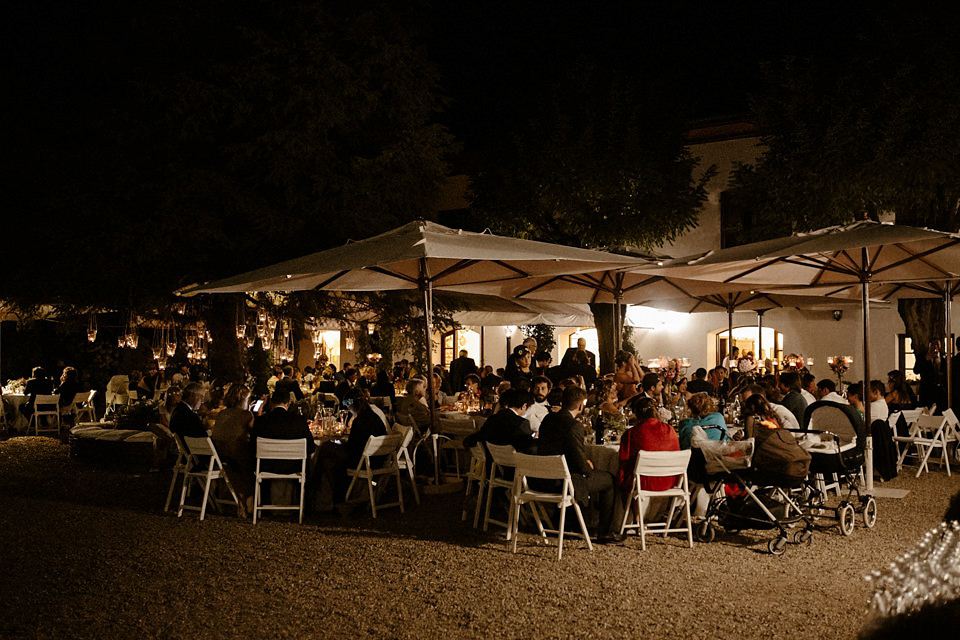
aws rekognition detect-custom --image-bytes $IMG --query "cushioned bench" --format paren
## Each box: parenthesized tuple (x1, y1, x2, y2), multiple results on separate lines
(69, 425, 158, 466)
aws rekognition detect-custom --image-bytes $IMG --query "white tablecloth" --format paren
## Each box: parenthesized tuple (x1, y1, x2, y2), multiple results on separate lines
(2, 394, 29, 431)
(586, 443, 620, 475)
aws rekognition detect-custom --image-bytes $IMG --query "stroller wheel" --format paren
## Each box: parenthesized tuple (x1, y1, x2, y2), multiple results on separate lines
(696, 520, 715, 543)
(793, 528, 813, 546)
(862, 497, 878, 528)
(768, 536, 788, 556)
(839, 503, 856, 536)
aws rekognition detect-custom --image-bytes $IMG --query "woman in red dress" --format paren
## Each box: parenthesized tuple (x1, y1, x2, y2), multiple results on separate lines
(617, 396, 680, 495)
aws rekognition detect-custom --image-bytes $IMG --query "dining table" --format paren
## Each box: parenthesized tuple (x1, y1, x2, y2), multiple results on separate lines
(1, 393, 30, 432)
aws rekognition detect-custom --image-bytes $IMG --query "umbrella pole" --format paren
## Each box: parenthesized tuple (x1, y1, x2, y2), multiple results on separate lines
(727, 304, 734, 368)
(946, 288, 953, 412)
(614, 291, 623, 354)
(419, 262, 439, 486)
(757, 311, 764, 374)
(862, 274, 874, 493)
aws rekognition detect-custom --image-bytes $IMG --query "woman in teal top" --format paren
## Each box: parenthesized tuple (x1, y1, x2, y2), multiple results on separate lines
(678, 393, 728, 449)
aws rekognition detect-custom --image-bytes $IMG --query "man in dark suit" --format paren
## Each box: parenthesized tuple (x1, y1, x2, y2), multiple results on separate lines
(463, 389, 536, 454)
(169, 383, 208, 438)
(449, 349, 478, 394)
(252, 389, 317, 473)
(335, 368, 360, 404)
(686, 368, 715, 395)
(560, 337, 597, 371)
(537, 386, 622, 543)
(273, 365, 304, 403)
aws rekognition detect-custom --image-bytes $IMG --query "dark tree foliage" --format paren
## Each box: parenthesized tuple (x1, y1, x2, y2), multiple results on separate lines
(732, 8, 960, 240)
(729, 6, 960, 363)
(4, 0, 452, 309)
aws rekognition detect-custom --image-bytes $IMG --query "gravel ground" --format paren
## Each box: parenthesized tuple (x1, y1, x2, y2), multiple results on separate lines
(1, 437, 958, 639)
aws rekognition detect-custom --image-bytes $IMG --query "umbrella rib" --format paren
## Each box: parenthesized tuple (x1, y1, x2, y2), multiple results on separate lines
(362, 266, 420, 286)
(311, 270, 353, 290)
(874, 240, 960, 279)
(431, 259, 482, 282)
(514, 276, 566, 298)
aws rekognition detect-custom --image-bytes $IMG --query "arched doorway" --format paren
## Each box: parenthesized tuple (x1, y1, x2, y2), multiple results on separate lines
(441, 328, 481, 367)
(712, 325, 782, 371)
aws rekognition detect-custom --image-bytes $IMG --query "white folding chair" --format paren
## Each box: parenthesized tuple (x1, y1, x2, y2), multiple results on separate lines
(345, 434, 405, 518)
(895, 414, 952, 477)
(253, 437, 308, 524)
(510, 453, 593, 560)
(483, 443, 518, 537)
(75, 390, 97, 423)
(177, 436, 242, 521)
(620, 450, 694, 550)
(943, 408, 960, 466)
(461, 444, 488, 528)
(28, 394, 61, 435)
(165, 432, 195, 512)
(394, 426, 420, 505)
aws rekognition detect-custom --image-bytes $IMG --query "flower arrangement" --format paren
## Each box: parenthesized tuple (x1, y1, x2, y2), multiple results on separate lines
(4, 378, 26, 394)
(781, 353, 808, 371)
(827, 355, 853, 376)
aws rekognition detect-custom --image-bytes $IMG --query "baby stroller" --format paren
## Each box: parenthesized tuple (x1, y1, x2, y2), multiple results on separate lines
(794, 401, 877, 536)
(692, 425, 815, 555)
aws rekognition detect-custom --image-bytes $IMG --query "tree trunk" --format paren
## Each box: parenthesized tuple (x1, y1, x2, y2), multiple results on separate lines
(206, 295, 245, 382)
(898, 298, 945, 361)
(590, 302, 624, 374)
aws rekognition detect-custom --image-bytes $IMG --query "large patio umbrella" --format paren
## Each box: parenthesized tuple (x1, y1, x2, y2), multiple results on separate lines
(637, 219, 960, 491)
(768, 279, 960, 409)
(177, 220, 639, 429)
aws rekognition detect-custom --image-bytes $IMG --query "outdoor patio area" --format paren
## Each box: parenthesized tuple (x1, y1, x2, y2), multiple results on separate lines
(2, 436, 957, 639)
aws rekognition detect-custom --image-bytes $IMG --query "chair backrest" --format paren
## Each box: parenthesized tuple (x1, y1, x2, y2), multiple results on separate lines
(633, 449, 692, 477)
(183, 435, 215, 457)
(485, 443, 517, 468)
(915, 414, 947, 437)
(805, 401, 864, 446)
(362, 434, 403, 457)
(257, 437, 307, 460)
(469, 444, 486, 463)
(900, 408, 923, 426)
(35, 394, 60, 411)
(74, 392, 93, 409)
(398, 425, 414, 449)
(942, 408, 959, 441)
(513, 452, 570, 481)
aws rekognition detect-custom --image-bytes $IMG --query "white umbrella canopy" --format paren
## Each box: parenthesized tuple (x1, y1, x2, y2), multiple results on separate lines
(176, 221, 639, 451)
(176, 220, 639, 296)
(637, 220, 960, 492)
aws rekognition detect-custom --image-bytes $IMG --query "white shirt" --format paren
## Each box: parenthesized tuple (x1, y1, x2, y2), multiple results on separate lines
(523, 401, 550, 432)
(800, 389, 816, 406)
(820, 392, 848, 405)
(771, 403, 800, 429)
(869, 399, 889, 422)
(722, 356, 738, 370)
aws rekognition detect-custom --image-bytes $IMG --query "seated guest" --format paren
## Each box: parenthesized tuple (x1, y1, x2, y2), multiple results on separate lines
(21, 366, 54, 419)
(742, 393, 784, 439)
(251, 389, 317, 471)
(266, 365, 283, 393)
(868, 379, 890, 422)
(315, 389, 389, 509)
(522, 376, 552, 432)
(778, 372, 808, 426)
(801, 373, 818, 406)
(212, 383, 256, 515)
(815, 379, 848, 404)
(742, 384, 799, 429)
(464, 389, 536, 454)
(538, 386, 621, 543)
(404, 377, 432, 429)
(370, 369, 396, 400)
(459, 373, 482, 403)
(505, 345, 534, 389)
(334, 368, 359, 403)
(618, 396, 681, 495)
(846, 382, 865, 420)
(169, 383, 208, 438)
(139, 363, 162, 400)
(677, 393, 727, 450)
(885, 370, 917, 412)
(274, 365, 305, 403)
(686, 368, 714, 395)
(54, 366, 81, 409)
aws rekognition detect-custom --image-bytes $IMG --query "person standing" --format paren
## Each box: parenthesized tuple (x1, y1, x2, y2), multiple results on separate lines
(449, 349, 478, 394)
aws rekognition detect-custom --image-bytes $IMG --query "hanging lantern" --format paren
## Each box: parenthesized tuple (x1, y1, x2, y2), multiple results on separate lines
(86, 313, 98, 343)
(157, 356, 167, 371)
(117, 335, 126, 348)
(245, 333, 256, 348)
(345, 331, 356, 351)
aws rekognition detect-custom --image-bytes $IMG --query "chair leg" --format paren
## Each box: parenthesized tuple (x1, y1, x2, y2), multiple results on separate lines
(199, 476, 213, 521)
(367, 472, 377, 518)
(164, 467, 181, 512)
(405, 458, 420, 505)
(510, 498, 521, 554)
(684, 495, 694, 548)
(472, 477, 486, 529)
(177, 473, 191, 518)
(461, 476, 474, 521)
(482, 475, 497, 532)
(557, 505, 567, 561)
(572, 503, 593, 551)
(639, 496, 647, 551)
(298, 479, 305, 524)
(253, 477, 261, 524)
(620, 492, 635, 535)
(396, 468, 405, 513)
